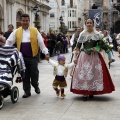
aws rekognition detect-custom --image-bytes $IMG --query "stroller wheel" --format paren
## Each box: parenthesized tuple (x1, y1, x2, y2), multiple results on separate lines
(0, 95, 4, 109)
(11, 86, 19, 103)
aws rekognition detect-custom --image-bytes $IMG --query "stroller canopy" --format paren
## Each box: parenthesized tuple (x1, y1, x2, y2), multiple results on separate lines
(0, 46, 19, 86)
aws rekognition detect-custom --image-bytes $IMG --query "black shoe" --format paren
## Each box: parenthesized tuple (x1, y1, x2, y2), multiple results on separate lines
(83, 96, 88, 101)
(89, 95, 94, 99)
(35, 87, 40, 94)
(22, 93, 31, 98)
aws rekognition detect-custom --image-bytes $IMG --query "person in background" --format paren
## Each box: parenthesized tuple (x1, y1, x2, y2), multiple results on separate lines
(70, 27, 82, 51)
(37, 25, 41, 33)
(111, 33, 118, 51)
(47, 32, 56, 57)
(102, 30, 115, 65)
(4, 24, 14, 39)
(116, 33, 120, 57)
(40, 30, 48, 59)
(56, 33, 63, 55)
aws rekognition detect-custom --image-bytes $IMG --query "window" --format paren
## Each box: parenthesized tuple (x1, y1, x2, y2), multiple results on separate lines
(72, 10, 74, 17)
(70, 10, 71, 17)
(74, 10, 76, 17)
(61, 11, 65, 17)
(50, 13, 55, 17)
(49, 2, 55, 8)
(70, 21, 71, 28)
(68, 21, 69, 29)
(72, 21, 77, 28)
(72, 21, 74, 28)
(70, 0, 73, 7)
(68, 10, 69, 17)
(61, 0, 65, 6)
(49, 22, 55, 28)
(74, 21, 77, 28)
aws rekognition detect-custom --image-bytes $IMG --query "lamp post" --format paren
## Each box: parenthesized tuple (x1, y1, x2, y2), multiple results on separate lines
(59, 16, 63, 33)
(33, 6, 40, 27)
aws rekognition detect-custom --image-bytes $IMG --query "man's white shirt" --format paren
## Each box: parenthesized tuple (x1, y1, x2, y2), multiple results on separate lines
(6, 27, 48, 55)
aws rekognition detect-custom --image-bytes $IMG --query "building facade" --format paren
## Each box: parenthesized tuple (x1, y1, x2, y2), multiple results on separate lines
(0, 0, 50, 33)
(49, 0, 85, 35)
(83, 0, 120, 33)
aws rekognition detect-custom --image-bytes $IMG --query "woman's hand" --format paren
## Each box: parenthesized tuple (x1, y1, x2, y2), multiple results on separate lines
(93, 47, 96, 52)
(74, 58, 78, 64)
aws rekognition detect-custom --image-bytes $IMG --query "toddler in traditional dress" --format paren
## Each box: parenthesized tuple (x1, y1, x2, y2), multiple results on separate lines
(49, 54, 75, 99)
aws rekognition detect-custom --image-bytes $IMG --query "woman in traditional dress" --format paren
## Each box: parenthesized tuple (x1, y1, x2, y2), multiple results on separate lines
(70, 18, 115, 101)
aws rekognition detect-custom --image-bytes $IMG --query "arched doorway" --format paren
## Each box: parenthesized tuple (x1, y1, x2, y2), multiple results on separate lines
(16, 10, 23, 28)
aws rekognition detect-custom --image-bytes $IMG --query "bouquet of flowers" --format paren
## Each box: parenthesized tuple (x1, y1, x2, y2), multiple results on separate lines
(97, 39, 113, 53)
(83, 46, 100, 55)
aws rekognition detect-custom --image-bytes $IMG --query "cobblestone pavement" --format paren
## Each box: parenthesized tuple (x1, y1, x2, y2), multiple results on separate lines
(0, 49, 120, 120)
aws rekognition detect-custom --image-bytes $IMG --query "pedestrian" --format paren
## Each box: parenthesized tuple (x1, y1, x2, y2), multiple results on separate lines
(70, 27, 82, 51)
(116, 33, 120, 57)
(5, 14, 49, 98)
(56, 33, 63, 55)
(4, 24, 14, 39)
(46, 32, 56, 57)
(48, 54, 75, 99)
(112, 33, 118, 51)
(40, 30, 48, 59)
(70, 18, 115, 101)
(102, 30, 115, 68)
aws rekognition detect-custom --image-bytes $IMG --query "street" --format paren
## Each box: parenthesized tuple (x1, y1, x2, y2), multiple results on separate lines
(0, 48, 120, 120)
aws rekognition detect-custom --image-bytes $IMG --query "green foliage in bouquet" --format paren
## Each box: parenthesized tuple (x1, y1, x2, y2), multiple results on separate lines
(81, 39, 112, 55)
(97, 39, 112, 53)
(83, 46, 100, 55)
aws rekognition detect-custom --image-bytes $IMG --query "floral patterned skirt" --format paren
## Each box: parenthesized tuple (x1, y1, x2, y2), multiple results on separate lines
(70, 51, 115, 95)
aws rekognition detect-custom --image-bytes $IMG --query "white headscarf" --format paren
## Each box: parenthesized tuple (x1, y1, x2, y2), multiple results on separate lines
(82, 19, 98, 34)
(77, 19, 100, 49)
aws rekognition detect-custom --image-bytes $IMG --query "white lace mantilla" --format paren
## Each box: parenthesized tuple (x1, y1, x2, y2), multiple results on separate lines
(78, 31, 100, 43)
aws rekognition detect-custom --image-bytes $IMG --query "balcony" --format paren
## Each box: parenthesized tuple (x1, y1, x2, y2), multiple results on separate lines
(67, 5, 77, 9)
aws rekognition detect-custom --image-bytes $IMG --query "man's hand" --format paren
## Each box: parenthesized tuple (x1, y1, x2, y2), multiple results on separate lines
(45, 54, 50, 61)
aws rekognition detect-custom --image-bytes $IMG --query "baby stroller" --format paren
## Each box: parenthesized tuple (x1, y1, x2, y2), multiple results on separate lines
(0, 46, 21, 109)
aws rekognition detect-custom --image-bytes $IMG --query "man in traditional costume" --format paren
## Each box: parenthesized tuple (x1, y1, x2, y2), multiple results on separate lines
(5, 14, 49, 98)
